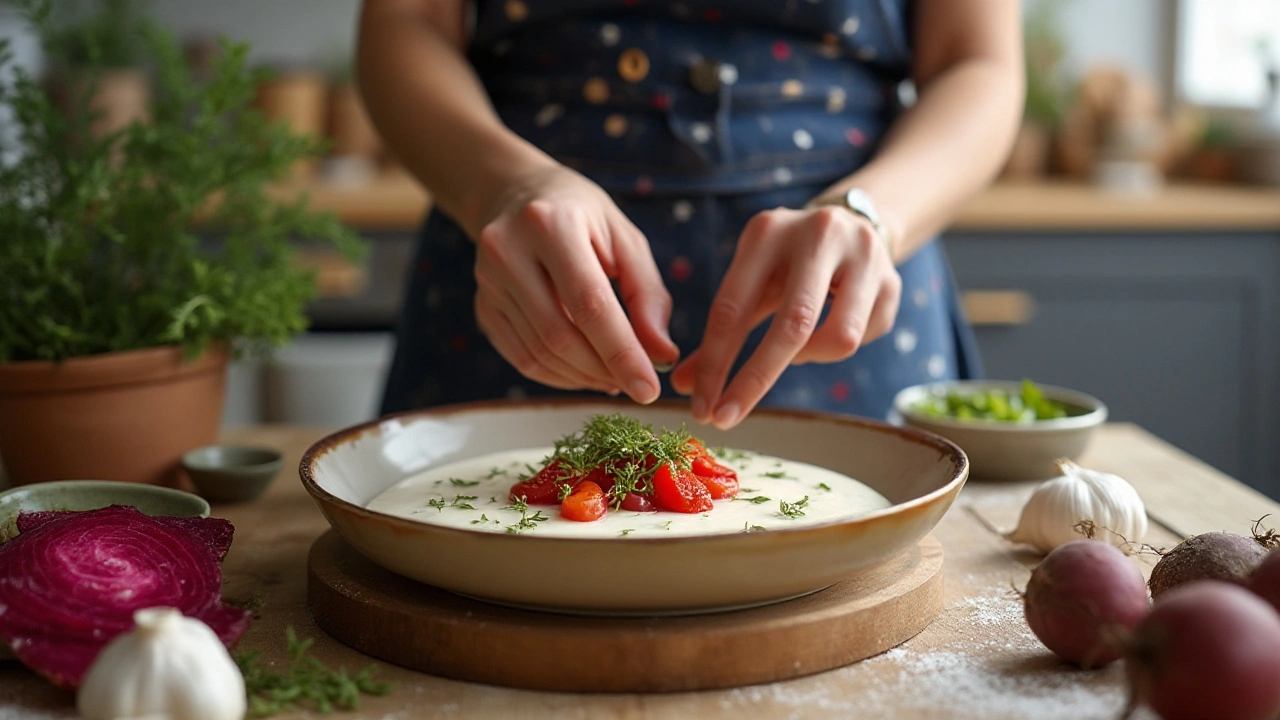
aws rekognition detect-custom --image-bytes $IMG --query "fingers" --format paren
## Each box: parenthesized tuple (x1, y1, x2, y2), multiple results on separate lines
(475, 295, 611, 392)
(689, 212, 781, 424)
(610, 214, 681, 369)
(533, 204, 662, 404)
(709, 242, 839, 429)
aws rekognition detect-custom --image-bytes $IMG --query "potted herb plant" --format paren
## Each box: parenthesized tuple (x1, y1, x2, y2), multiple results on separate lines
(0, 3, 361, 486)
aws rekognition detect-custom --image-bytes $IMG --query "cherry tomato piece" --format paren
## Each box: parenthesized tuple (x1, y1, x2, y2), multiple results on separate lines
(620, 492, 655, 512)
(560, 480, 608, 522)
(508, 458, 573, 505)
(651, 463, 713, 514)
(699, 471, 739, 500)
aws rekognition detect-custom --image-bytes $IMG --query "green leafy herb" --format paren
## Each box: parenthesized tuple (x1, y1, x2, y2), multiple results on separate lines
(470, 514, 489, 525)
(662, 520, 673, 531)
(544, 414, 698, 510)
(557, 482, 574, 502)
(451, 494, 478, 510)
(449, 478, 480, 487)
(0, 4, 362, 364)
(911, 379, 1070, 422)
(235, 627, 392, 717)
(485, 466, 507, 479)
(742, 522, 767, 533)
(818, 482, 832, 491)
(779, 496, 810, 519)
(506, 509, 548, 535)
(761, 470, 795, 480)
(712, 447, 750, 463)
(734, 495, 772, 504)
(619, 528, 634, 537)
(488, 496, 498, 504)
(426, 498, 447, 512)
(740, 488, 758, 493)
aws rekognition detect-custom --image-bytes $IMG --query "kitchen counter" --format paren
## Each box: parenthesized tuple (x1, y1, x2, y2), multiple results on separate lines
(278, 173, 1280, 231)
(3, 422, 1278, 719)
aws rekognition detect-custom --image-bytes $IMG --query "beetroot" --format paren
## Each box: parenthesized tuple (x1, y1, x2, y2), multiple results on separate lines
(1148, 532, 1269, 598)
(1124, 581, 1280, 720)
(1248, 549, 1280, 613)
(0, 505, 251, 688)
(1023, 539, 1149, 668)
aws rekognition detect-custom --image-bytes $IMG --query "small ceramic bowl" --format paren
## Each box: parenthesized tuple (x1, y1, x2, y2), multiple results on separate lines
(0, 479, 210, 542)
(182, 445, 283, 503)
(893, 380, 1108, 481)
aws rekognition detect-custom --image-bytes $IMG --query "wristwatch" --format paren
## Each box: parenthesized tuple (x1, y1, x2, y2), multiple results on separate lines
(807, 188, 895, 259)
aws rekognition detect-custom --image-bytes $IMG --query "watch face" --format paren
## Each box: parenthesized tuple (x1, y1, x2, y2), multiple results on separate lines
(844, 189, 876, 219)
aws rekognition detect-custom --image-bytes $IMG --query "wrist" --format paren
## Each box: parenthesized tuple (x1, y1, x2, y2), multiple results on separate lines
(458, 136, 561, 239)
(806, 188, 897, 262)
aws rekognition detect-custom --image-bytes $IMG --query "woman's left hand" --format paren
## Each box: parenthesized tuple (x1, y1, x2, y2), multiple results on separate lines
(670, 206, 902, 429)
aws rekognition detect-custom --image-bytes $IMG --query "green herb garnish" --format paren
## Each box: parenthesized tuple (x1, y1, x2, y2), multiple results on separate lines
(761, 470, 795, 479)
(742, 522, 767, 533)
(779, 496, 810, 519)
(557, 483, 574, 502)
(486, 466, 508, 479)
(470, 514, 489, 525)
(662, 520, 673, 530)
(451, 494, 478, 510)
(545, 413, 695, 510)
(734, 495, 772, 504)
(450, 478, 480, 487)
(619, 529, 634, 537)
(818, 482, 832, 491)
(236, 627, 392, 716)
(426, 498, 447, 512)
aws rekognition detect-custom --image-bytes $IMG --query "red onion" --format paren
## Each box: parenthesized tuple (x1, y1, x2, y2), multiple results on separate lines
(1125, 581, 1280, 720)
(1023, 539, 1149, 667)
(0, 505, 251, 688)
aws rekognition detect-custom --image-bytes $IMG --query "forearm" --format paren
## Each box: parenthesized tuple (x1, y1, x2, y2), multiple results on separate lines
(822, 57, 1023, 262)
(356, 0, 555, 238)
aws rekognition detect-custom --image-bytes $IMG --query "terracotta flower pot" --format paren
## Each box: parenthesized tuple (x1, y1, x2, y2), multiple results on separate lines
(0, 346, 228, 487)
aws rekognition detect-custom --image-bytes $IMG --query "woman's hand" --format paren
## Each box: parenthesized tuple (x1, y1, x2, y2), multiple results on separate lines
(670, 206, 902, 428)
(472, 164, 680, 403)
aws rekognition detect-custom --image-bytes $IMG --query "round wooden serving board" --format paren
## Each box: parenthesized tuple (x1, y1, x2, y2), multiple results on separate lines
(307, 531, 943, 693)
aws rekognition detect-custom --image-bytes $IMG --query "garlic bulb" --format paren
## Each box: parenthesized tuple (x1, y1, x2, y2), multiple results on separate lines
(77, 607, 245, 720)
(1005, 459, 1148, 554)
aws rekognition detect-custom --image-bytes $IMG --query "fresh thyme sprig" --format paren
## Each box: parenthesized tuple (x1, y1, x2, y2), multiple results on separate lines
(779, 496, 810, 519)
(503, 496, 548, 534)
(235, 627, 392, 717)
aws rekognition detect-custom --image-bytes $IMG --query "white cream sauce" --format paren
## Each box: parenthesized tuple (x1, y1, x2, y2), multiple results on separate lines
(366, 447, 891, 538)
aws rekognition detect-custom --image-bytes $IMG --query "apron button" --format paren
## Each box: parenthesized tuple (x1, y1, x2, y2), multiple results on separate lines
(689, 58, 721, 94)
(617, 48, 650, 83)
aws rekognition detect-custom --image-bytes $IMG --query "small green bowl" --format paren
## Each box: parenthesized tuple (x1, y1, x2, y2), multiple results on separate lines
(0, 479, 210, 543)
(182, 445, 283, 504)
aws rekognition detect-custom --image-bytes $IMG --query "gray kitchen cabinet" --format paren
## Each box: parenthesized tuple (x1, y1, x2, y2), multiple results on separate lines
(942, 231, 1280, 500)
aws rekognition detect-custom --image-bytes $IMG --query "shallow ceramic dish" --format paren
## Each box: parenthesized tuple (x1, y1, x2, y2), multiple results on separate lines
(0, 479, 210, 542)
(182, 445, 283, 503)
(300, 399, 968, 615)
(893, 380, 1107, 482)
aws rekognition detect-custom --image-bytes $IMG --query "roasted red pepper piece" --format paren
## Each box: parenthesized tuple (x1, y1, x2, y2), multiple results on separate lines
(651, 462, 714, 514)
(508, 458, 574, 505)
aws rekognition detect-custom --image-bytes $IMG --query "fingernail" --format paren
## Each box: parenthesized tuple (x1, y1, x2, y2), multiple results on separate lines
(713, 402, 740, 429)
(607, 388, 621, 397)
(629, 379, 658, 405)
(653, 361, 676, 373)
(691, 396, 707, 421)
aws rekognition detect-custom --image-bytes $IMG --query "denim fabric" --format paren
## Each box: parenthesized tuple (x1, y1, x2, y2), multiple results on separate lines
(382, 0, 984, 420)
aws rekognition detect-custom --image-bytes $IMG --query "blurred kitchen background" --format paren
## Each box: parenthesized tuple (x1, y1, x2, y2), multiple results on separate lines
(3, 0, 1279, 496)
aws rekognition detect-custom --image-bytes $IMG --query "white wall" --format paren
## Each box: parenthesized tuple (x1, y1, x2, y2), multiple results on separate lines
(149, 0, 358, 68)
(1025, 0, 1170, 89)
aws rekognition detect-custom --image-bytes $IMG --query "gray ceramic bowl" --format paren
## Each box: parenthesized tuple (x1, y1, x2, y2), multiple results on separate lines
(0, 479, 210, 542)
(893, 380, 1107, 481)
(182, 445, 283, 503)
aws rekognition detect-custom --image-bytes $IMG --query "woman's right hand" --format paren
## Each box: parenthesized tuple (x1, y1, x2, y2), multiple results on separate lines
(470, 163, 679, 403)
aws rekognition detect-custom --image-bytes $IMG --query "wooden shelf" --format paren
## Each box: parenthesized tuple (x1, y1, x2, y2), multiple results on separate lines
(279, 173, 1280, 233)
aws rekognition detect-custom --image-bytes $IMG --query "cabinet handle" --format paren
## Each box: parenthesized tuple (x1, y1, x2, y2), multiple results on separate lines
(962, 290, 1036, 326)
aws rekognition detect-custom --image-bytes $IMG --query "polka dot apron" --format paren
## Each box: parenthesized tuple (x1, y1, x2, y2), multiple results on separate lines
(382, 0, 984, 420)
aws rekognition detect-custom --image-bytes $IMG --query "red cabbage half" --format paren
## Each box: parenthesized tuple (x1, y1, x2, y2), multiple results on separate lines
(0, 505, 252, 688)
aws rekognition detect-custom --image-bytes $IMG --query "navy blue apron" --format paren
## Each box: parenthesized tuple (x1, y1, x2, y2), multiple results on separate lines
(382, 0, 983, 420)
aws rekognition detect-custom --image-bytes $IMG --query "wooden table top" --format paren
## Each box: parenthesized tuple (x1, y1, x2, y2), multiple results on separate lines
(276, 172, 1280, 232)
(3, 422, 1277, 719)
